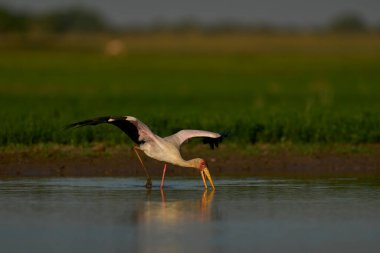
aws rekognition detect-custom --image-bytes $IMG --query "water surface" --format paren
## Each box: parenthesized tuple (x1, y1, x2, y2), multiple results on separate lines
(1, 177, 379, 253)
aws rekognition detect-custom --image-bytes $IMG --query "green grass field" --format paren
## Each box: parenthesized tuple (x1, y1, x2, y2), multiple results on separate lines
(1, 33, 380, 147)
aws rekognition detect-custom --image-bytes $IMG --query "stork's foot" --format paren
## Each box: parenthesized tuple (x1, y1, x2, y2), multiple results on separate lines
(145, 178, 153, 189)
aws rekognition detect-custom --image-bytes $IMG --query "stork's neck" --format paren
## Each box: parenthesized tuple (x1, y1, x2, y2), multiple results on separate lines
(175, 157, 201, 169)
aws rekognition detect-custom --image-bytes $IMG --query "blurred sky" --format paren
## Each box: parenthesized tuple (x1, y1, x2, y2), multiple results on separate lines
(1, 0, 379, 27)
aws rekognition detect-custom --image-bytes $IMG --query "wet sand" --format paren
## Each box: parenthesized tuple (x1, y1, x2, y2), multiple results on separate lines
(1, 144, 380, 178)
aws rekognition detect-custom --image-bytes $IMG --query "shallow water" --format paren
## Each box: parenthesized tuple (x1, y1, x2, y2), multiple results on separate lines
(1, 177, 380, 253)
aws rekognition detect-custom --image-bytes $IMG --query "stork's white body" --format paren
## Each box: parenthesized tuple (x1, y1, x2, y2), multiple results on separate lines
(140, 130, 219, 168)
(140, 135, 186, 166)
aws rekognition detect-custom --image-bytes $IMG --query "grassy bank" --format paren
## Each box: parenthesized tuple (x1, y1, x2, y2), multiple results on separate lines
(0, 33, 380, 147)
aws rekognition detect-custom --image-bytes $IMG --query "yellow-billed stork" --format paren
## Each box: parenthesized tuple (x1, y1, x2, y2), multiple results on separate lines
(66, 116, 226, 189)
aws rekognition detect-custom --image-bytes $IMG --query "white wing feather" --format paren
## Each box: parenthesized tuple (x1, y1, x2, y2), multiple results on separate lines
(164, 129, 221, 148)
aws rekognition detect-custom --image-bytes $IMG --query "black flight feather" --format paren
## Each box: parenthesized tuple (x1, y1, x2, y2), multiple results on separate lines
(65, 116, 144, 144)
(202, 132, 229, 150)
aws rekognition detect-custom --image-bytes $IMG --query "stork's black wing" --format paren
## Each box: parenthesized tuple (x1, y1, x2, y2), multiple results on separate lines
(65, 116, 154, 144)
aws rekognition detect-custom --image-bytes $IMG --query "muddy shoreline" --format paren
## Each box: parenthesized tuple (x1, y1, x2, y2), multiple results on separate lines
(1, 144, 380, 178)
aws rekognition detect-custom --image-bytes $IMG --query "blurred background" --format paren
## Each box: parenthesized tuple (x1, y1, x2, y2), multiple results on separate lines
(0, 0, 380, 147)
(1, 0, 380, 31)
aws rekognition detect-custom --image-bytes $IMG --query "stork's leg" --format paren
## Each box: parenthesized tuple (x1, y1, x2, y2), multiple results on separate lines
(133, 146, 152, 189)
(160, 188, 166, 206)
(160, 163, 167, 189)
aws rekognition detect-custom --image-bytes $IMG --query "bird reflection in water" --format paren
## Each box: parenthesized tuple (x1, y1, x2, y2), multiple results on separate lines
(132, 189, 218, 252)
(134, 189, 216, 225)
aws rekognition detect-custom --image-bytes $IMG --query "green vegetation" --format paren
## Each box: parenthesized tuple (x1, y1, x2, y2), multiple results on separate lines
(0, 6, 106, 33)
(329, 13, 369, 33)
(0, 33, 380, 147)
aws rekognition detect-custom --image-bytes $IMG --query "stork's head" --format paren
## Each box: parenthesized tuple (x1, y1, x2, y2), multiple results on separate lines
(190, 158, 206, 170)
(199, 159, 207, 171)
(192, 158, 215, 190)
